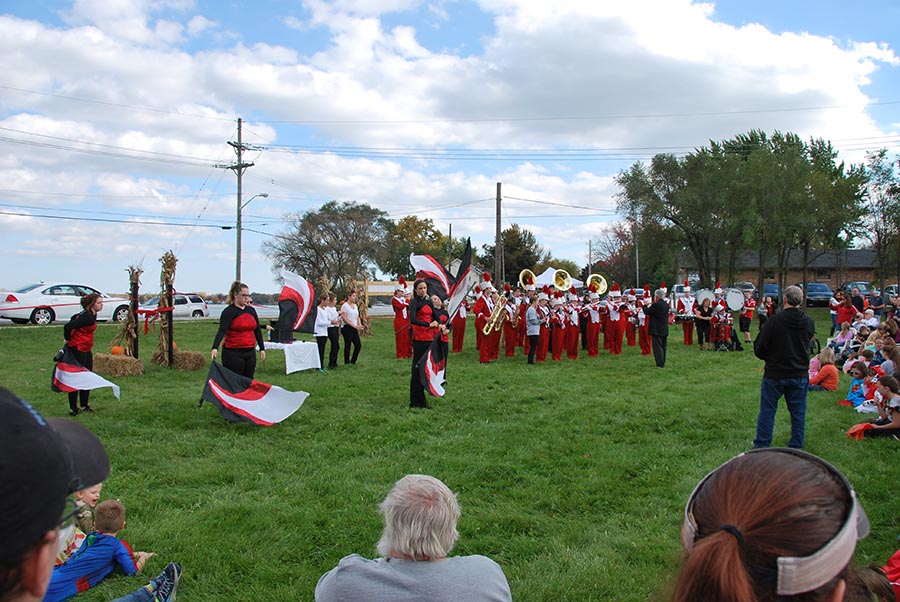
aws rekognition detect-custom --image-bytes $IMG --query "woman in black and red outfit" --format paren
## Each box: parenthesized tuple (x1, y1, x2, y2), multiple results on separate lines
(409, 279, 439, 409)
(211, 281, 265, 378)
(63, 293, 103, 415)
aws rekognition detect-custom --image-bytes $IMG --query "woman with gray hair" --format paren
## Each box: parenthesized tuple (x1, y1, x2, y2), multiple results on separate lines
(315, 474, 512, 602)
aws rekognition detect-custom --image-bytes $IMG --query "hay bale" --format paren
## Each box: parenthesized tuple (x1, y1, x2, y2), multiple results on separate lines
(94, 354, 143, 377)
(151, 349, 205, 371)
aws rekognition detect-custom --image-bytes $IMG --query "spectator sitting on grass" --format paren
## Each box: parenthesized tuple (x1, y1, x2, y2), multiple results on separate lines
(55, 482, 102, 566)
(671, 448, 869, 602)
(315, 474, 512, 602)
(0, 387, 179, 602)
(853, 375, 900, 439)
(44, 500, 155, 602)
(809, 348, 839, 392)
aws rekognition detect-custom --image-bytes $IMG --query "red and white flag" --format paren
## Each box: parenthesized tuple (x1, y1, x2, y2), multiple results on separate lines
(51, 347, 121, 399)
(278, 268, 316, 330)
(201, 361, 308, 425)
(418, 334, 447, 397)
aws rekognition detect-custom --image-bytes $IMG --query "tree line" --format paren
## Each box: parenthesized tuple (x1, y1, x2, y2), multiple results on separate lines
(610, 129, 900, 293)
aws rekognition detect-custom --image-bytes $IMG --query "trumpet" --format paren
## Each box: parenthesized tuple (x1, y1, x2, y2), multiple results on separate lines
(585, 273, 608, 295)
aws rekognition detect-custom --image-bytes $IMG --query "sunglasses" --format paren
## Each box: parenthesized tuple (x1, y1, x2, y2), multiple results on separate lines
(682, 448, 868, 596)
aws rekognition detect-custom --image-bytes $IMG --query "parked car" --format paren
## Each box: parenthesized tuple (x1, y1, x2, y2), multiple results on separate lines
(140, 293, 209, 318)
(839, 281, 872, 298)
(884, 284, 899, 298)
(797, 282, 834, 307)
(0, 282, 130, 325)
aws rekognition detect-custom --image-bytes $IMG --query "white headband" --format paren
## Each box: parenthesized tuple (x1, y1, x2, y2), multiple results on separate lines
(682, 448, 868, 597)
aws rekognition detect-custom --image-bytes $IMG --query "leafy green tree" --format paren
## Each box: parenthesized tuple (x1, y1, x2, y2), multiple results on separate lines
(481, 224, 550, 285)
(263, 201, 391, 296)
(861, 149, 900, 293)
(380, 216, 447, 279)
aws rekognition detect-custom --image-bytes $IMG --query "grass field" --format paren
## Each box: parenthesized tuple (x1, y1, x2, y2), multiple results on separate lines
(0, 310, 896, 601)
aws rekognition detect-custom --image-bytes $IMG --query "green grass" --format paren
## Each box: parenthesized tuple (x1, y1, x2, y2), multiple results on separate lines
(0, 310, 896, 601)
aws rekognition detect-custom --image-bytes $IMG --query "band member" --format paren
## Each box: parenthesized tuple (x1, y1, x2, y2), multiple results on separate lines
(473, 274, 491, 351)
(660, 281, 675, 325)
(638, 285, 652, 356)
(580, 293, 590, 351)
(565, 292, 580, 359)
(606, 284, 628, 355)
(711, 282, 730, 349)
(392, 280, 412, 359)
(478, 283, 499, 363)
(740, 289, 756, 344)
(625, 289, 638, 347)
(550, 294, 566, 361)
(676, 281, 696, 346)
(586, 290, 602, 357)
(512, 287, 526, 348)
(536, 289, 551, 363)
(503, 289, 518, 358)
(450, 295, 468, 353)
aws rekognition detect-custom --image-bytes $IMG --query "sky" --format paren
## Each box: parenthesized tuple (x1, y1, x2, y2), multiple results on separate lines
(1, 0, 898, 295)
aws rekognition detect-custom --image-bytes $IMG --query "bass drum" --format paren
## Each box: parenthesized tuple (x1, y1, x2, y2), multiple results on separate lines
(695, 289, 715, 306)
(725, 288, 744, 311)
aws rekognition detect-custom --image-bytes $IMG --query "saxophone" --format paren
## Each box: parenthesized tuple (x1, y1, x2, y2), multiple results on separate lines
(482, 297, 507, 335)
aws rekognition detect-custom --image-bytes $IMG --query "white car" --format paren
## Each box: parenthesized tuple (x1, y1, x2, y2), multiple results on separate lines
(140, 293, 209, 318)
(0, 282, 131, 325)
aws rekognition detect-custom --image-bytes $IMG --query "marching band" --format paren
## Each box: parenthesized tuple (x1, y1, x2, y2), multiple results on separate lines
(390, 270, 754, 362)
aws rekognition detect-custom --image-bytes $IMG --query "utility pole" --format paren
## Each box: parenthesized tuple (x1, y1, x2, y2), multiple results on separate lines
(227, 118, 255, 282)
(495, 182, 502, 283)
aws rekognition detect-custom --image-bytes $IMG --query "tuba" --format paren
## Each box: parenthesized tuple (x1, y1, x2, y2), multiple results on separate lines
(552, 269, 572, 291)
(518, 268, 536, 290)
(585, 273, 608, 295)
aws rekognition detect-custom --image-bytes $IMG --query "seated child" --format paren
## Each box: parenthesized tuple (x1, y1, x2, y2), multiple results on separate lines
(809, 347, 839, 391)
(56, 482, 103, 566)
(841, 360, 868, 407)
(859, 375, 900, 438)
(45, 499, 155, 602)
(843, 349, 874, 374)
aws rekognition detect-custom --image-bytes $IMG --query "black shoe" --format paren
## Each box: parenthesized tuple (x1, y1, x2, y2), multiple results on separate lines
(80, 406, 93, 413)
(69, 409, 80, 416)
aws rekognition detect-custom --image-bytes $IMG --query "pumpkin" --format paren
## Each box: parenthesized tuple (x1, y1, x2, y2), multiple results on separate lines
(110, 345, 124, 355)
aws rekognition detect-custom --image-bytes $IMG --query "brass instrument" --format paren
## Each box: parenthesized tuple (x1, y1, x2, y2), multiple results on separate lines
(552, 269, 572, 291)
(482, 294, 507, 335)
(585, 273, 608, 295)
(518, 268, 536, 290)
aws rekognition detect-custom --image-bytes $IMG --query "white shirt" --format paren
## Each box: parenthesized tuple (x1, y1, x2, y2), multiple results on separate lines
(341, 302, 360, 328)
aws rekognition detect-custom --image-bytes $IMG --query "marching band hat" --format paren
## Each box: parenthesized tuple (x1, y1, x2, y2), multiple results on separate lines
(683, 279, 691, 293)
(537, 292, 549, 301)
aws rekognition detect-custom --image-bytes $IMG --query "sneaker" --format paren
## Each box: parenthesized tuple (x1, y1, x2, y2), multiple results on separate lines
(80, 406, 94, 413)
(69, 408, 80, 417)
(154, 562, 182, 602)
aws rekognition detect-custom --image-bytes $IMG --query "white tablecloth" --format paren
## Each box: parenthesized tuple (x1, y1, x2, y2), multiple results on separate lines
(265, 341, 321, 374)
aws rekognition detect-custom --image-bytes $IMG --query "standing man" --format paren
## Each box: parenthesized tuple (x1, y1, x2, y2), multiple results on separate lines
(869, 288, 885, 319)
(752, 285, 816, 449)
(850, 286, 865, 314)
(646, 288, 670, 368)
(675, 281, 695, 346)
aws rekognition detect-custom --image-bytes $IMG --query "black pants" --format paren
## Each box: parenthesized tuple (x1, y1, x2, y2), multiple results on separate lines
(528, 334, 539, 364)
(327, 327, 340, 368)
(223, 347, 257, 379)
(342, 325, 361, 364)
(67, 347, 92, 410)
(316, 336, 327, 368)
(410, 339, 431, 407)
(651, 335, 667, 367)
(696, 322, 710, 346)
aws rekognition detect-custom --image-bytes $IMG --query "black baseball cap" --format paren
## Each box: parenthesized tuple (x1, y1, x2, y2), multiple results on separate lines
(0, 388, 110, 565)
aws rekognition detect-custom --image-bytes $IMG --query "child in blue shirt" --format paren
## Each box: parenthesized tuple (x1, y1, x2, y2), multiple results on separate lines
(843, 360, 868, 408)
(45, 499, 154, 602)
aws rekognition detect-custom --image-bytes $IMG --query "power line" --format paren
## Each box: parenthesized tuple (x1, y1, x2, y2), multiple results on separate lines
(0, 210, 234, 228)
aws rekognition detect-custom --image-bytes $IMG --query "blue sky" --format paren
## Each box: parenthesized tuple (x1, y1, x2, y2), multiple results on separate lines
(0, 0, 897, 295)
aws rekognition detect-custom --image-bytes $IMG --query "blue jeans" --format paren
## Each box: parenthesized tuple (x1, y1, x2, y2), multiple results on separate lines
(754, 376, 809, 449)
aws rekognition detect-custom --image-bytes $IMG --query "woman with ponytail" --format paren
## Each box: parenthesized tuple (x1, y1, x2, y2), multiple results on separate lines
(673, 448, 868, 602)
(211, 281, 265, 378)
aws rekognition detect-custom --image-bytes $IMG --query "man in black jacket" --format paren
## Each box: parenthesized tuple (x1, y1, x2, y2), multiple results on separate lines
(752, 285, 816, 448)
(646, 288, 670, 368)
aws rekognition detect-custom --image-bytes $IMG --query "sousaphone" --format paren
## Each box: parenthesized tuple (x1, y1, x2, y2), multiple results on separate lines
(585, 273, 608, 295)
